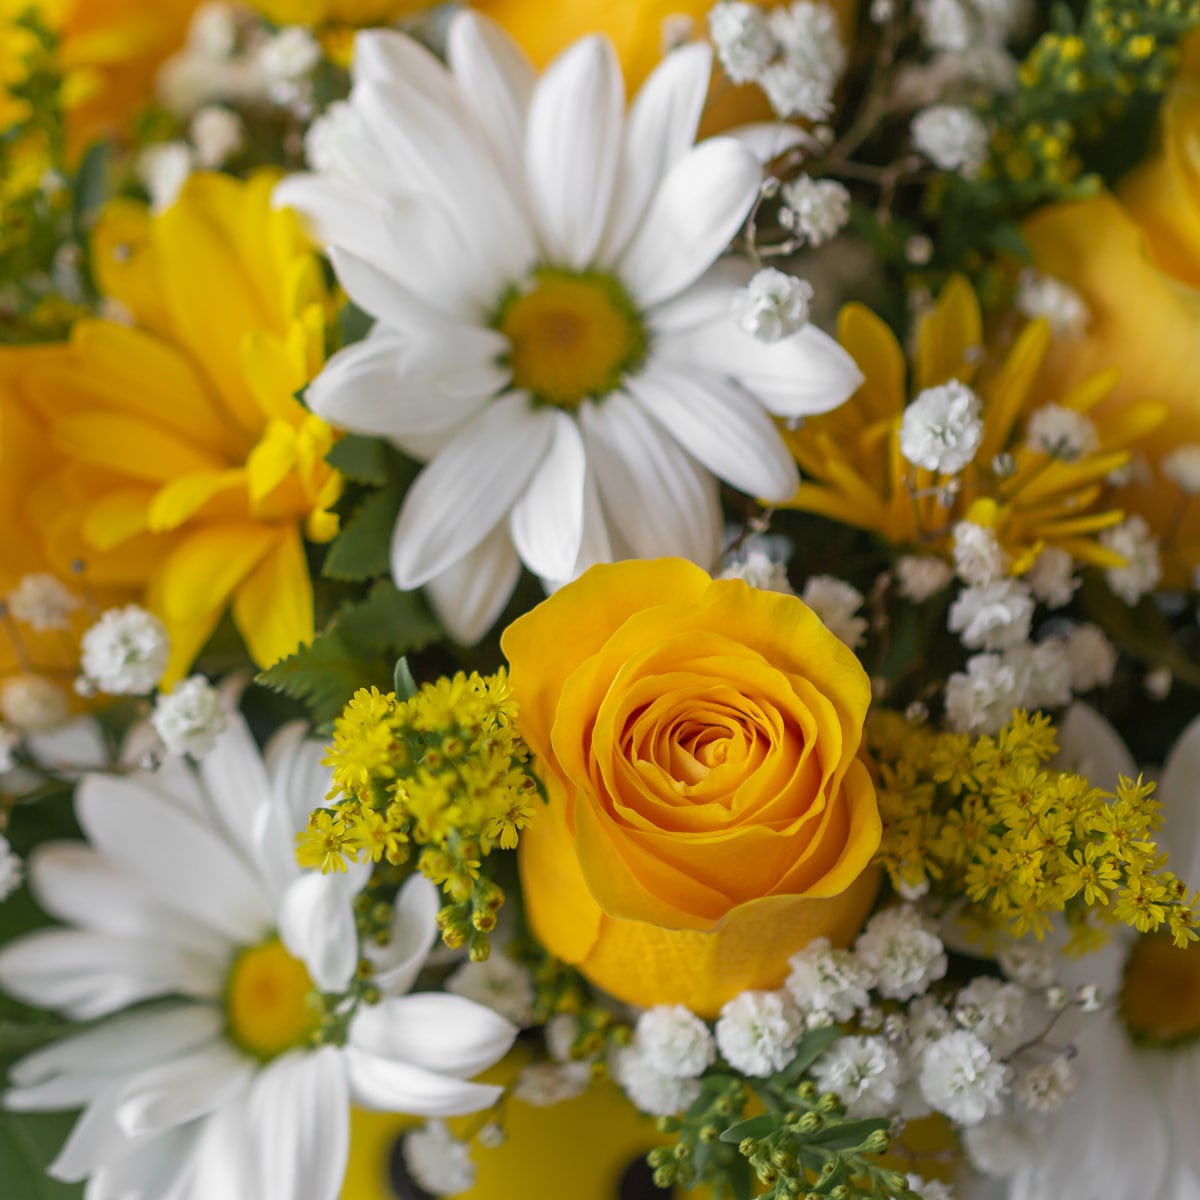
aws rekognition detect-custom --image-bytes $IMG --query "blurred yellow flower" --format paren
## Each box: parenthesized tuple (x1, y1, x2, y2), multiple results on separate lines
(1, 0, 200, 156)
(251, 0, 434, 27)
(782, 277, 1165, 574)
(0, 171, 341, 682)
(1025, 79, 1200, 581)
(470, 0, 858, 135)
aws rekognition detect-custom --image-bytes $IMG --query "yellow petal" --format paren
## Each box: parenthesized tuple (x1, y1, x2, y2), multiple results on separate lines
(157, 522, 279, 625)
(232, 526, 314, 668)
(148, 470, 247, 532)
(915, 275, 982, 392)
(53, 412, 225, 482)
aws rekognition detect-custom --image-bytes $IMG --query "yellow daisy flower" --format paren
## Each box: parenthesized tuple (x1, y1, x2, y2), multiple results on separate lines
(1, 0, 200, 156)
(782, 277, 1167, 573)
(251, 0, 434, 28)
(0, 171, 341, 682)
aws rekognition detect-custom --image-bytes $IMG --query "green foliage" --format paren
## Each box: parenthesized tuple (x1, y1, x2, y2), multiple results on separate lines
(256, 580, 441, 727)
(0, 1111, 82, 1199)
(322, 481, 402, 581)
(325, 434, 394, 487)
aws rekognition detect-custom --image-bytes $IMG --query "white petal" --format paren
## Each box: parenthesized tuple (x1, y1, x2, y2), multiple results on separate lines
(264, 721, 334, 839)
(75, 774, 273, 944)
(724, 121, 809, 163)
(598, 42, 713, 266)
(618, 138, 760, 308)
(346, 1047, 504, 1117)
(9, 1004, 223, 1091)
(627, 363, 799, 501)
(274, 176, 401, 276)
(26, 716, 107, 772)
(390, 393, 554, 588)
(7, 1071, 116, 1112)
(49, 1083, 140, 1181)
(423, 524, 524, 646)
(181, 1077, 255, 1200)
(352, 80, 535, 288)
(1056, 703, 1138, 790)
(278, 873, 360, 995)
(664, 319, 865, 417)
(370, 874, 440, 997)
(648, 259, 754, 334)
(197, 711, 275, 865)
(525, 36, 624, 268)
(1166, 1050, 1200, 1185)
(578, 391, 722, 566)
(353, 29, 458, 109)
(350, 993, 517, 1081)
(309, 320, 507, 457)
(1157, 713, 1200, 884)
(86, 1122, 200, 1200)
(509, 411, 588, 581)
(115, 1042, 253, 1138)
(0, 930, 222, 1020)
(248, 1049, 349, 1200)
(447, 12, 536, 198)
(28, 844, 228, 961)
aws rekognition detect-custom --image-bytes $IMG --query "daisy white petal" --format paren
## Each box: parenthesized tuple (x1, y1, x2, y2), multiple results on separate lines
(447, 13, 537, 197)
(618, 137, 761, 307)
(526, 36, 625, 268)
(579, 392, 722, 565)
(278, 873, 361, 995)
(390, 394, 555, 589)
(628, 364, 799, 501)
(346, 1049, 506, 1118)
(351, 994, 518, 1083)
(598, 42, 713, 265)
(422, 525, 524, 645)
(370, 874, 442, 996)
(509, 411, 588, 581)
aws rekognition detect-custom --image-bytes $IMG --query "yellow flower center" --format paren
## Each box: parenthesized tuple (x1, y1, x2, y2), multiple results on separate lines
(226, 938, 320, 1061)
(497, 269, 646, 411)
(1121, 933, 1200, 1044)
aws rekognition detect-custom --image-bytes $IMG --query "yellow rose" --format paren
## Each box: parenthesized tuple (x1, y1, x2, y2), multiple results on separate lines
(469, 0, 859, 136)
(502, 558, 881, 1017)
(1024, 78, 1200, 581)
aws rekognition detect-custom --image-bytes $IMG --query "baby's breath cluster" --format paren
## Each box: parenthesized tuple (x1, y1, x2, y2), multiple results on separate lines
(301, 672, 537, 958)
(871, 709, 1200, 946)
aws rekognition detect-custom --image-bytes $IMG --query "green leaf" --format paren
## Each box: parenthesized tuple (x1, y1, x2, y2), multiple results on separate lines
(338, 300, 374, 348)
(393, 657, 418, 701)
(256, 582, 440, 727)
(718, 1113, 781, 1144)
(776, 1024, 843, 1084)
(802, 1117, 889, 1152)
(326, 435, 392, 486)
(322, 483, 401, 581)
(0, 1110, 83, 1199)
(72, 141, 110, 231)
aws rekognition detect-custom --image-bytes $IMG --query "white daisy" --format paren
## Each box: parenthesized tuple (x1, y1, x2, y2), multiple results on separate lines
(0, 709, 517, 1200)
(277, 12, 862, 642)
(984, 704, 1200, 1200)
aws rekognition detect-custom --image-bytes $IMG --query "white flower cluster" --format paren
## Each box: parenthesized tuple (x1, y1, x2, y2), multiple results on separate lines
(0, 675, 70, 735)
(151, 676, 229, 759)
(1160, 444, 1200, 495)
(911, 105, 990, 177)
(0, 833, 23, 903)
(80, 606, 170, 696)
(719, 533, 796, 595)
(734, 268, 814, 343)
(514, 1014, 594, 1107)
(900, 381, 985, 474)
(779, 176, 852, 247)
(402, 1121, 477, 1197)
(6, 574, 79, 632)
(613, 1005, 716, 1114)
(1100, 515, 1162, 605)
(447, 954, 537, 1027)
(1016, 269, 1090, 339)
(801, 576, 867, 648)
(709, 1, 846, 121)
(1025, 404, 1099, 462)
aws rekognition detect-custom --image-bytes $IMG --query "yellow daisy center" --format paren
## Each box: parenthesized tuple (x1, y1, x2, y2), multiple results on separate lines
(1121, 933, 1200, 1044)
(226, 937, 320, 1061)
(497, 269, 646, 411)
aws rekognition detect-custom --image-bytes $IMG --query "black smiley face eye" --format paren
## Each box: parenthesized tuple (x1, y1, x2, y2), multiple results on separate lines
(618, 1153, 672, 1200)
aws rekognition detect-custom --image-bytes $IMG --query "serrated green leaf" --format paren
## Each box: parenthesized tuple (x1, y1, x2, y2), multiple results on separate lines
(718, 1113, 781, 1144)
(802, 1117, 889, 1151)
(338, 300, 374, 348)
(322, 483, 401, 581)
(776, 1024, 843, 1084)
(326, 435, 392, 486)
(0, 1110, 83, 1199)
(393, 657, 418, 701)
(256, 583, 440, 726)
